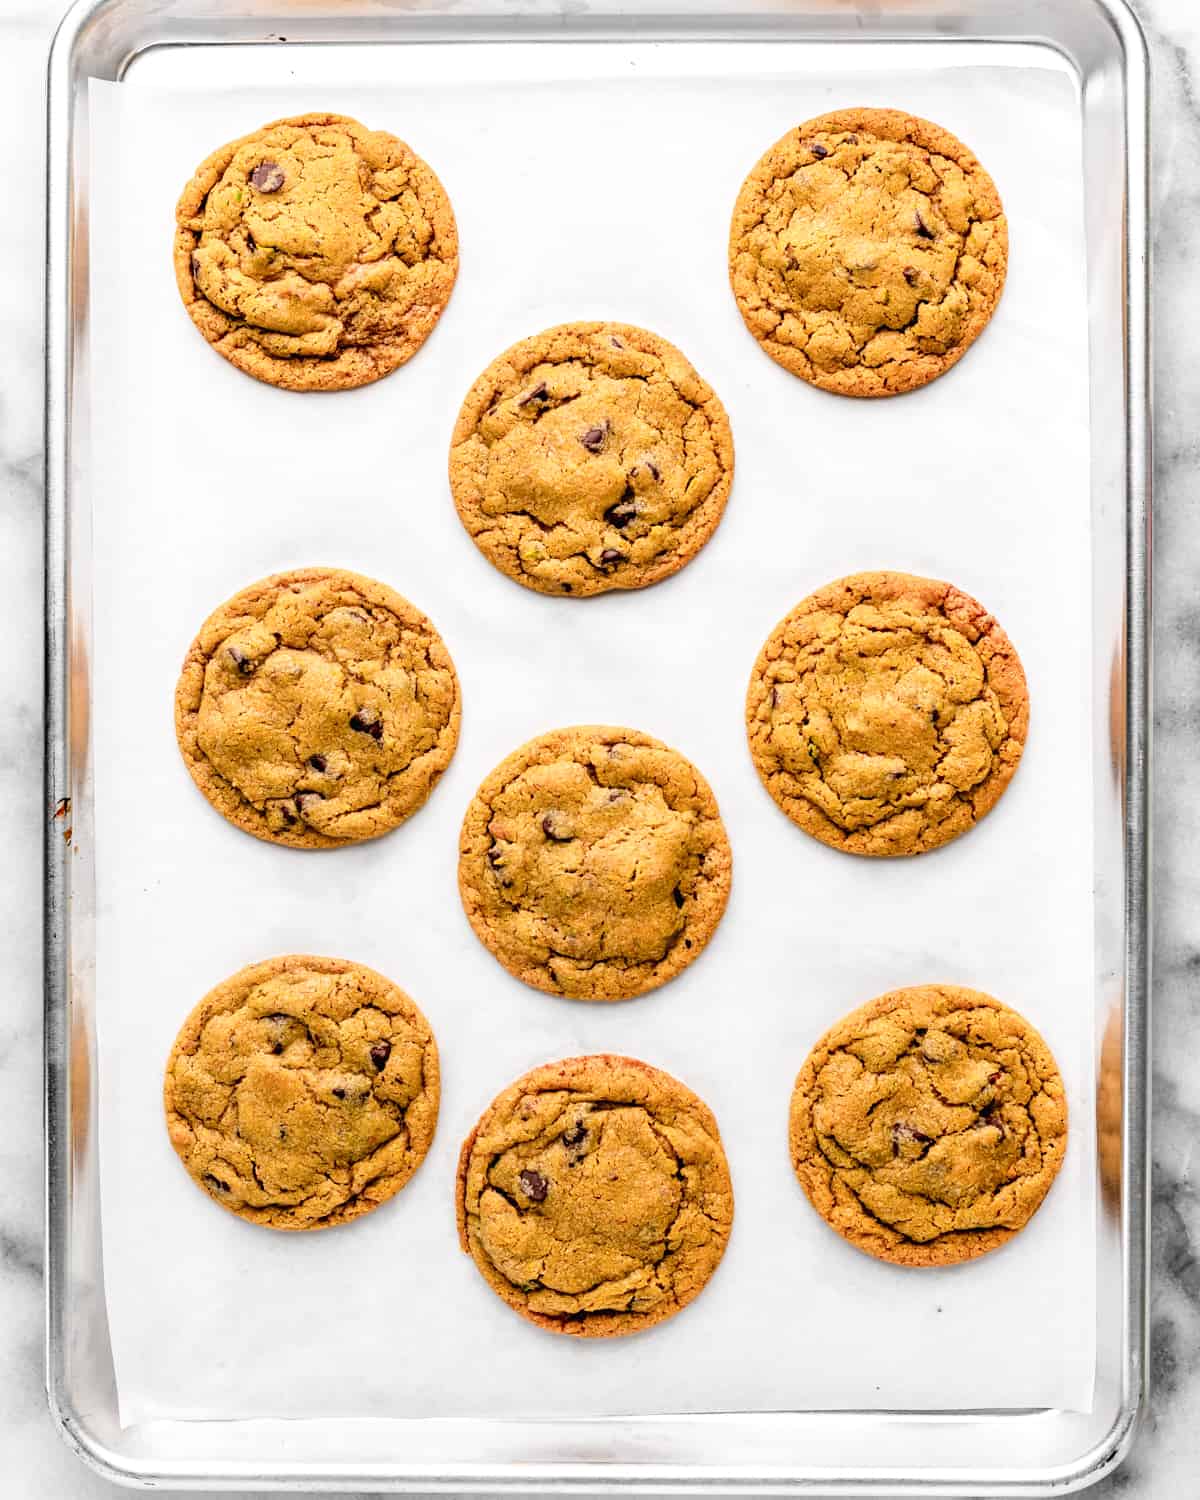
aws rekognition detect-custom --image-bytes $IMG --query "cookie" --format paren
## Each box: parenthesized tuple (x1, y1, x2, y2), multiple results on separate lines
(1097, 1005, 1123, 1214)
(458, 726, 732, 1000)
(746, 572, 1028, 857)
(175, 568, 460, 849)
(164, 954, 440, 1230)
(790, 985, 1068, 1267)
(456, 1054, 733, 1336)
(448, 323, 734, 596)
(175, 113, 457, 391)
(729, 108, 1007, 397)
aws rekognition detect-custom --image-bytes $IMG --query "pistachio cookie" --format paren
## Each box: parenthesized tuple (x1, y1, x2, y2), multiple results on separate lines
(457, 1054, 734, 1336)
(164, 955, 440, 1230)
(458, 726, 732, 1000)
(175, 568, 460, 849)
(175, 113, 458, 390)
(746, 572, 1028, 857)
(790, 985, 1068, 1267)
(448, 323, 734, 596)
(729, 108, 1007, 396)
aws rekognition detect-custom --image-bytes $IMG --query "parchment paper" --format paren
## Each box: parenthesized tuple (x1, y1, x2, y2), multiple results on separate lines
(88, 41, 1097, 1427)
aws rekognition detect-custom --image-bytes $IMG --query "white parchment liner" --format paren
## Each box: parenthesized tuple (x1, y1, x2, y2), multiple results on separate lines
(87, 42, 1096, 1425)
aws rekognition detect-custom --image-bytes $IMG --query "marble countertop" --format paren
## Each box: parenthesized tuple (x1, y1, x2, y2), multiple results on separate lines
(2, 0, 1194, 1494)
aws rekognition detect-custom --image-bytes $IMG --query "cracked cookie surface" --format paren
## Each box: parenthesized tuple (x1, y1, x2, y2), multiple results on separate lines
(729, 108, 1007, 397)
(175, 567, 460, 849)
(448, 323, 734, 596)
(746, 572, 1028, 857)
(175, 113, 457, 391)
(790, 985, 1067, 1266)
(457, 1054, 733, 1336)
(458, 726, 732, 1000)
(164, 954, 440, 1231)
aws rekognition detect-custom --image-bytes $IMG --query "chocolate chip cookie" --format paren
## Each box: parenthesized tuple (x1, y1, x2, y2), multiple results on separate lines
(790, 985, 1068, 1266)
(458, 726, 732, 1000)
(175, 568, 460, 849)
(164, 954, 440, 1230)
(175, 113, 458, 391)
(448, 323, 734, 596)
(457, 1054, 734, 1336)
(729, 108, 1007, 397)
(746, 572, 1028, 856)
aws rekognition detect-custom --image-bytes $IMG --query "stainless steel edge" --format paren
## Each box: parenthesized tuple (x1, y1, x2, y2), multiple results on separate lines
(45, 0, 129, 1486)
(1025, 5, 1154, 1486)
(1115, 0, 1154, 1478)
(43, 0, 79, 1468)
(42, 0, 1154, 1491)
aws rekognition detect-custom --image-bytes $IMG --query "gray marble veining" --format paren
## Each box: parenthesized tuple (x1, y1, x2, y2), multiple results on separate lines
(2, 1, 1196, 1494)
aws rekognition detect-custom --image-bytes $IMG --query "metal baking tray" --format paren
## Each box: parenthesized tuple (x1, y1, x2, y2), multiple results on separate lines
(45, 0, 1151, 1491)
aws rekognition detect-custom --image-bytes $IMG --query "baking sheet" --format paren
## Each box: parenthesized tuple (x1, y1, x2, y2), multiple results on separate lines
(87, 42, 1097, 1427)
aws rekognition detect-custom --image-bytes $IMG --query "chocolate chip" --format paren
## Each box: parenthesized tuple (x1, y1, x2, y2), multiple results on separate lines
(204, 1174, 228, 1194)
(227, 645, 255, 674)
(349, 708, 383, 740)
(542, 812, 572, 842)
(333, 1087, 346, 1100)
(279, 1125, 287, 1140)
(892, 1122, 932, 1150)
(562, 1121, 588, 1151)
(250, 160, 285, 193)
(845, 134, 858, 144)
(190, 253, 201, 280)
(672, 886, 685, 908)
(915, 210, 935, 240)
(610, 336, 624, 349)
(294, 792, 322, 816)
(517, 381, 549, 408)
(561, 582, 573, 593)
(245, 229, 256, 253)
(272, 1043, 284, 1056)
(903, 266, 918, 286)
(604, 494, 639, 528)
(486, 844, 504, 869)
(811, 142, 829, 159)
(989, 1071, 1002, 1084)
(644, 459, 662, 482)
(308, 754, 327, 772)
(370, 1041, 391, 1071)
(580, 424, 608, 453)
(979, 1104, 1004, 1133)
(518, 1168, 548, 1202)
(599, 548, 625, 567)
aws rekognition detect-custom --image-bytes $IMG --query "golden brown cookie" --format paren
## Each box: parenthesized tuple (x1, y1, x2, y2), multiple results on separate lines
(458, 726, 732, 1000)
(457, 1054, 733, 1336)
(175, 568, 460, 849)
(729, 108, 1007, 397)
(175, 113, 458, 391)
(746, 572, 1028, 857)
(448, 323, 734, 596)
(1097, 1005, 1123, 1215)
(164, 954, 440, 1230)
(790, 985, 1068, 1267)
